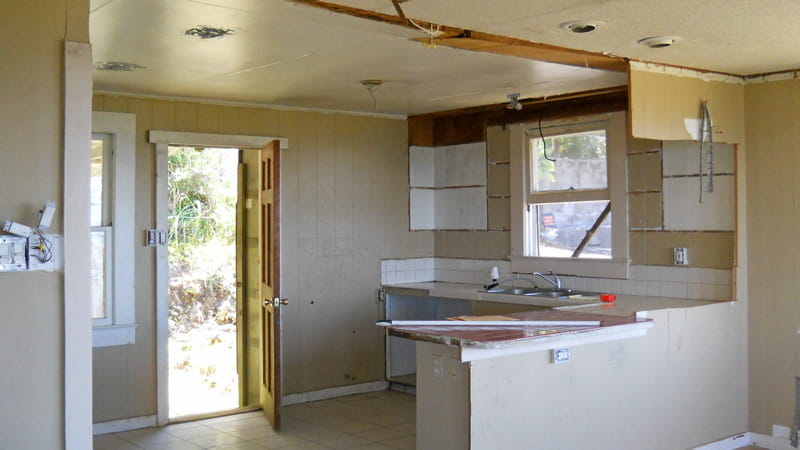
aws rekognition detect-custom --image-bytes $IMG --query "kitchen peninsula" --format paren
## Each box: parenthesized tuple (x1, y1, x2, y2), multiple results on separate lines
(380, 281, 747, 450)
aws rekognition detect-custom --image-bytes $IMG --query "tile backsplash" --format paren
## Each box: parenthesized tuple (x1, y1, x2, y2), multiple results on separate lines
(380, 257, 733, 301)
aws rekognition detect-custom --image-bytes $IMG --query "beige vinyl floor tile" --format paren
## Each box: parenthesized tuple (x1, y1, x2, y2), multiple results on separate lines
(95, 390, 415, 450)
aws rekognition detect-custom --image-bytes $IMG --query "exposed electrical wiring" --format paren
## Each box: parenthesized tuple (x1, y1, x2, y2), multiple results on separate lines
(360, 80, 382, 112)
(698, 100, 714, 203)
(539, 112, 556, 162)
(33, 231, 53, 263)
(390, 0, 441, 48)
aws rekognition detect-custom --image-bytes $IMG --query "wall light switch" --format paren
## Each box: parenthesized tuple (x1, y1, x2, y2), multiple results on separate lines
(674, 247, 689, 265)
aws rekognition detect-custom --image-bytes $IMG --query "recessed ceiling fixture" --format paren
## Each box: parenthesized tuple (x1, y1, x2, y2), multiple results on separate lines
(184, 25, 234, 39)
(638, 36, 681, 49)
(95, 61, 146, 72)
(560, 20, 603, 34)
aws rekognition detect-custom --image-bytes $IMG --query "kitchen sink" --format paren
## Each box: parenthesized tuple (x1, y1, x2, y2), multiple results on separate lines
(483, 287, 600, 299)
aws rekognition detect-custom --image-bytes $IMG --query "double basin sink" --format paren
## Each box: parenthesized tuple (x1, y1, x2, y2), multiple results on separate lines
(482, 287, 599, 299)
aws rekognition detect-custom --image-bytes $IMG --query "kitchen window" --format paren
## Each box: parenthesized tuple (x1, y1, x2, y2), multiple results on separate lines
(510, 112, 628, 278)
(91, 111, 137, 347)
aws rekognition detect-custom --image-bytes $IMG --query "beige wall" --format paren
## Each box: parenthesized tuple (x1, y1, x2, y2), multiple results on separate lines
(629, 68, 745, 144)
(92, 94, 433, 421)
(744, 79, 800, 434)
(0, 0, 89, 447)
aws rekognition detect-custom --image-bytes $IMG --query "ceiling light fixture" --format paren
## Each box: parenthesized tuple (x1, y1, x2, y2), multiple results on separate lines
(560, 20, 603, 34)
(360, 80, 383, 111)
(184, 25, 234, 39)
(638, 36, 681, 49)
(95, 61, 146, 72)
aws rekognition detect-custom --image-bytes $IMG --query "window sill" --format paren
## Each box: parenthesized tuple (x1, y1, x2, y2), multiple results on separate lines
(510, 256, 629, 279)
(93, 323, 137, 347)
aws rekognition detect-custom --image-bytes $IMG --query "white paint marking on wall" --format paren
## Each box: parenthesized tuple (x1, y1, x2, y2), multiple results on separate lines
(281, 381, 389, 406)
(93, 415, 157, 435)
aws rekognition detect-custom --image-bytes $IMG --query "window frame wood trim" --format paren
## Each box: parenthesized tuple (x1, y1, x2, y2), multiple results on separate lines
(510, 112, 629, 278)
(91, 111, 136, 347)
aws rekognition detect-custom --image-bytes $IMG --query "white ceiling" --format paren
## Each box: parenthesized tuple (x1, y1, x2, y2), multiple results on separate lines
(93, 0, 800, 116)
(339, 0, 800, 76)
(90, 0, 626, 116)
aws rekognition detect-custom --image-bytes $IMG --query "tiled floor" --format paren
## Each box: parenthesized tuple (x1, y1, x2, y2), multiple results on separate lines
(93, 390, 415, 450)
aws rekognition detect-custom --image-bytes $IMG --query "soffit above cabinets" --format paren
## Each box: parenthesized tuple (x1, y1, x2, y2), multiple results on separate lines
(335, 0, 800, 76)
(89, 0, 626, 116)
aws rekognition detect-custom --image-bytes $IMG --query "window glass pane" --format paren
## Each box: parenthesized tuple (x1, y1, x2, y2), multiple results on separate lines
(533, 200, 611, 259)
(91, 230, 107, 319)
(90, 139, 104, 227)
(530, 129, 607, 192)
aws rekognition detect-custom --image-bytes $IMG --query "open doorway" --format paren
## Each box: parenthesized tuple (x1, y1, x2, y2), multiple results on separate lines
(167, 146, 240, 419)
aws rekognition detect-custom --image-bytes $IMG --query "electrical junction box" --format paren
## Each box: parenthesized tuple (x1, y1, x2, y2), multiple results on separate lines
(0, 235, 28, 271)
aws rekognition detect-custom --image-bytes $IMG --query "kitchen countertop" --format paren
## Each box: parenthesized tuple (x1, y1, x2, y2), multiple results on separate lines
(380, 281, 721, 361)
(381, 281, 717, 316)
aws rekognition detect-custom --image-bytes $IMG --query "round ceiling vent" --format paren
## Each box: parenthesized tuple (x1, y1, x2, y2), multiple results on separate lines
(560, 20, 603, 34)
(638, 36, 681, 48)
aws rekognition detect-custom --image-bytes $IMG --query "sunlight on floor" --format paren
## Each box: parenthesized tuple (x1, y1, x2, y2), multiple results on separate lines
(95, 390, 416, 449)
(169, 323, 239, 418)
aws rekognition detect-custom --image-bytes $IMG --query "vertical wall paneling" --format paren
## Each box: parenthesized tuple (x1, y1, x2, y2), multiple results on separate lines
(93, 94, 432, 421)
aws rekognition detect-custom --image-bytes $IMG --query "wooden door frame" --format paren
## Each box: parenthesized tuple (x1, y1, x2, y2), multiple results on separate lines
(149, 131, 287, 426)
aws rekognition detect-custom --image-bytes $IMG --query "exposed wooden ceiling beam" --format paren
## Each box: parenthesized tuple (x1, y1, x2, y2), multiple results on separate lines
(288, 0, 627, 72)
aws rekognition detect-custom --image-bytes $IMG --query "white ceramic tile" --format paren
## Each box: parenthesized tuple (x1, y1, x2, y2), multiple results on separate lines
(629, 265, 647, 281)
(659, 281, 676, 297)
(435, 187, 488, 230)
(631, 280, 647, 295)
(646, 281, 661, 296)
(381, 260, 387, 272)
(608, 279, 622, 294)
(386, 260, 397, 272)
(673, 282, 688, 299)
(716, 284, 733, 300)
(409, 146, 435, 187)
(687, 283, 703, 299)
(663, 175, 735, 231)
(700, 268, 717, 284)
(597, 279, 610, 293)
(435, 142, 487, 187)
(409, 188, 435, 230)
(644, 266, 662, 281)
(662, 141, 735, 176)
(380, 272, 387, 284)
(385, 272, 396, 284)
(687, 268, 704, 284)
(715, 269, 732, 286)
(701, 283, 716, 300)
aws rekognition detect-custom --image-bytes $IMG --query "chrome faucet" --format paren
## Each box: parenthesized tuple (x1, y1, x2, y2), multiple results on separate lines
(483, 276, 537, 290)
(532, 270, 562, 289)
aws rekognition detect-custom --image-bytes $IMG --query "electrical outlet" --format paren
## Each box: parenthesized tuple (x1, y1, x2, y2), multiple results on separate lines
(432, 358, 442, 378)
(552, 348, 570, 364)
(674, 247, 689, 265)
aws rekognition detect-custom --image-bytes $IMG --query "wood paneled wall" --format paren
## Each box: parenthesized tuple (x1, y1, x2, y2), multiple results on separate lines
(92, 94, 433, 422)
(745, 79, 800, 434)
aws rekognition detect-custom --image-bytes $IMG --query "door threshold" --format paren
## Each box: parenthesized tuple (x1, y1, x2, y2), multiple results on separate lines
(169, 405, 262, 425)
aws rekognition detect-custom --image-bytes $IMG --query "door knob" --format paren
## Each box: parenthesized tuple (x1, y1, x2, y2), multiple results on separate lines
(272, 297, 289, 307)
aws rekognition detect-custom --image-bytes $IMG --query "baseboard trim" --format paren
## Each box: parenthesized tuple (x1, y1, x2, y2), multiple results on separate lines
(93, 415, 157, 435)
(282, 381, 389, 406)
(694, 431, 797, 450)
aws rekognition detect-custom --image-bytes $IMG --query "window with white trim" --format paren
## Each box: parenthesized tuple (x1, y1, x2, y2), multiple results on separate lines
(91, 111, 137, 347)
(511, 112, 628, 278)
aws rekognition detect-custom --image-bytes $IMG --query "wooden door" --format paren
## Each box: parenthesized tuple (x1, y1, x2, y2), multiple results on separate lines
(259, 140, 282, 429)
